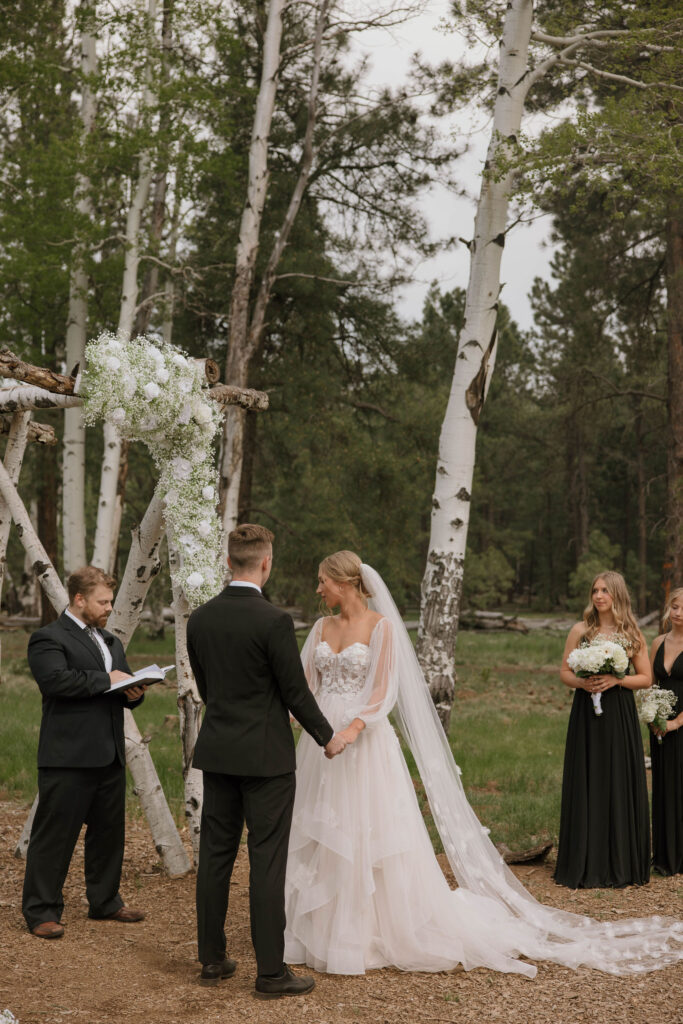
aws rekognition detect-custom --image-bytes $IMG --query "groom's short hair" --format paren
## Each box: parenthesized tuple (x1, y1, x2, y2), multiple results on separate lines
(228, 523, 274, 570)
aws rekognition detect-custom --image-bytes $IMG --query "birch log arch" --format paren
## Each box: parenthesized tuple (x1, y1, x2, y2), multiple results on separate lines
(0, 340, 268, 869)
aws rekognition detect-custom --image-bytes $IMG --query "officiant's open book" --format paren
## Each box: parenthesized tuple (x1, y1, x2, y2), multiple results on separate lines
(107, 664, 175, 693)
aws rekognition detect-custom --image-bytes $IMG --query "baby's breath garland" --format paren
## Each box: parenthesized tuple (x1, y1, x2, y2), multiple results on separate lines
(81, 331, 223, 606)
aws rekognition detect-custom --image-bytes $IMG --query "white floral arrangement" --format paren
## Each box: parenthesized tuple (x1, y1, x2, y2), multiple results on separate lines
(1, 1011, 18, 1024)
(81, 331, 223, 606)
(567, 634, 630, 716)
(637, 685, 678, 745)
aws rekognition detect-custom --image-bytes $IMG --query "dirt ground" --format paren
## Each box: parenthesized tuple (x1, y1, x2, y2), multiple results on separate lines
(1, 801, 682, 1024)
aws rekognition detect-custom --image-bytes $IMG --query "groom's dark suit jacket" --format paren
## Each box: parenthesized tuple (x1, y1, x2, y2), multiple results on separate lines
(27, 612, 140, 768)
(188, 584, 333, 776)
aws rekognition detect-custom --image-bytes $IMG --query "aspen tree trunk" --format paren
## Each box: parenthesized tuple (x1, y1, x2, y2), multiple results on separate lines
(63, 5, 97, 574)
(0, 412, 31, 676)
(92, 0, 157, 571)
(220, 0, 330, 536)
(218, 0, 286, 534)
(107, 485, 165, 645)
(168, 539, 203, 862)
(417, 0, 535, 730)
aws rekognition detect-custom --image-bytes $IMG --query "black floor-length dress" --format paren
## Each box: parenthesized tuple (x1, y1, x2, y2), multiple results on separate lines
(651, 644, 683, 876)
(554, 680, 650, 888)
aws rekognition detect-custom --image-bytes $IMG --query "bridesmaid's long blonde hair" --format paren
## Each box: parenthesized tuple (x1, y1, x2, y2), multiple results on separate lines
(662, 587, 683, 631)
(582, 570, 641, 653)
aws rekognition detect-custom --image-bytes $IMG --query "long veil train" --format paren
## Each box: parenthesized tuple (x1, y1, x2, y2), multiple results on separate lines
(361, 563, 683, 975)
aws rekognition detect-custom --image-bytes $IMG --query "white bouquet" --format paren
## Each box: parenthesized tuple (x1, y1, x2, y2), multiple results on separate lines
(637, 685, 678, 745)
(567, 636, 630, 716)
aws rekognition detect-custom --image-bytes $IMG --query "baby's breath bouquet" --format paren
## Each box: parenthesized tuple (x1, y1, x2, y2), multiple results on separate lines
(82, 331, 223, 606)
(567, 634, 630, 717)
(637, 685, 678, 745)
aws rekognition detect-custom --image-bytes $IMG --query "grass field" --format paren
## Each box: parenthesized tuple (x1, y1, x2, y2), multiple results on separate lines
(0, 622, 656, 855)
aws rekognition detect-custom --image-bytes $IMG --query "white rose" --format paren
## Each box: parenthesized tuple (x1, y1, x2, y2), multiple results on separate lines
(179, 533, 200, 554)
(186, 572, 204, 589)
(110, 407, 126, 425)
(123, 378, 136, 400)
(156, 366, 170, 384)
(144, 382, 161, 400)
(177, 403, 192, 425)
(179, 378, 193, 394)
(163, 489, 178, 505)
(192, 401, 212, 424)
(172, 354, 188, 368)
(140, 415, 158, 432)
(171, 457, 192, 480)
(197, 519, 212, 538)
(106, 356, 121, 372)
(202, 485, 215, 501)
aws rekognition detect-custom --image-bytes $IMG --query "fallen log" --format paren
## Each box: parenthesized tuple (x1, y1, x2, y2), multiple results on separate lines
(495, 840, 553, 865)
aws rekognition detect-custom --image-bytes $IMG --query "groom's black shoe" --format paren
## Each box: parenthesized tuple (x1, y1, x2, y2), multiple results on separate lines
(199, 957, 237, 986)
(254, 965, 315, 999)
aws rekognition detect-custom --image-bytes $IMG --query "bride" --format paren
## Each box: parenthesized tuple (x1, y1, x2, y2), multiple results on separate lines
(284, 551, 683, 978)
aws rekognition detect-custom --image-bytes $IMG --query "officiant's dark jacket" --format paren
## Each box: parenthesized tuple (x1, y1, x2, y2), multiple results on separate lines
(27, 611, 142, 768)
(188, 584, 333, 776)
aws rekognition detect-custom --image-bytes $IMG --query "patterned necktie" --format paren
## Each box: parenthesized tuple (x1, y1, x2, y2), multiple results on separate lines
(85, 626, 102, 656)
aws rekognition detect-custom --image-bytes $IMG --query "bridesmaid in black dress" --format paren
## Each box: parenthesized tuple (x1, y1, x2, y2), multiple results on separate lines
(649, 587, 683, 876)
(555, 571, 651, 888)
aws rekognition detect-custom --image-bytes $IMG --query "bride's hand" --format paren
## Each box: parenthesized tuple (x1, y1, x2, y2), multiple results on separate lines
(338, 719, 365, 745)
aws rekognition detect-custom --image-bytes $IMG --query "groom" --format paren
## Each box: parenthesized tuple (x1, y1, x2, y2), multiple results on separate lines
(187, 523, 345, 998)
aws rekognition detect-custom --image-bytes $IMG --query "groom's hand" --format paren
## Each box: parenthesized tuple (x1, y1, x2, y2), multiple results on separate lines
(324, 733, 346, 759)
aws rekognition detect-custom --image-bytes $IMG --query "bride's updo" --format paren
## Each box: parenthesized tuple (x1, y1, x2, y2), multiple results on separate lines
(319, 550, 373, 604)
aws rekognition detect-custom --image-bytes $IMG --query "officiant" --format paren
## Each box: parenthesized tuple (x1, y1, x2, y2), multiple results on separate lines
(22, 566, 147, 938)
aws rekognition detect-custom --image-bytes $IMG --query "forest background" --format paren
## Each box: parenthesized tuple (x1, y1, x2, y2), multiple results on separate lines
(0, 0, 680, 635)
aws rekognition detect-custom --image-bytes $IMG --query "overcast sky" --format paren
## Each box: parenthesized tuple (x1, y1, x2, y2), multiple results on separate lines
(352, 3, 558, 332)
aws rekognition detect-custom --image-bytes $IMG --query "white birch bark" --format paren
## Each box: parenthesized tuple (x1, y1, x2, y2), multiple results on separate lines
(0, 387, 81, 411)
(92, 0, 157, 572)
(0, 412, 31, 677)
(218, 0, 286, 534)
(107, 485, 165, 645)
(417, 0, 535, 730)
(14, 794, 38, 860)
(63, 8, 97, 574)
(168, 539, 203, 862)
(0, 461, 69, 611)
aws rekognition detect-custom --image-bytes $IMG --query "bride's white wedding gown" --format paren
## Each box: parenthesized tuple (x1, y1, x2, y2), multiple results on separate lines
(284, 566, 683, 979)
(285, 620, 538, 976)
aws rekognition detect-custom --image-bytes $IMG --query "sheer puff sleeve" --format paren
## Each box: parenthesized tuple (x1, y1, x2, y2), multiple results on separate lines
(341, 616, 398, 730)
(300, 617, 324, 697)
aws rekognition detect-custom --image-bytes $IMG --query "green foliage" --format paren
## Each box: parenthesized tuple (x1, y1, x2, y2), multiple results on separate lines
(568, 530, 622, 612)
(463, 547, 515, 610)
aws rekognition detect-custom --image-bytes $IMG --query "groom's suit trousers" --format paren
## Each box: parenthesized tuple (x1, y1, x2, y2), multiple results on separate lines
(196, 769, 296, 975)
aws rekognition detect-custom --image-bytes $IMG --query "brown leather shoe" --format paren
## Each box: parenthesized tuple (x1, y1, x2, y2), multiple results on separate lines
(105, 906, 145, 923)
(31, 921, 64, 939)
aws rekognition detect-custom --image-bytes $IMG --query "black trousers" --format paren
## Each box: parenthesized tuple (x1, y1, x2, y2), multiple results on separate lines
(22, 760, 126, 929)
(196, 770, 296, 976)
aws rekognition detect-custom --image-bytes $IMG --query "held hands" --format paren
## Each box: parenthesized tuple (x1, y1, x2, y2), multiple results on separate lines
(324, 733, 347, 759)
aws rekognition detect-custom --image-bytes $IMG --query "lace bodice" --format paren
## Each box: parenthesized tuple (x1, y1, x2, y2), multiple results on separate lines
(314, 641, 370, 697)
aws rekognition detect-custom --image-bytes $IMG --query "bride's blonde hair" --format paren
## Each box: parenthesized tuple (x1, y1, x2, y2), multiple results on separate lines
(319, 550, 372, 610)
(662, 587, 683, 631)
(582, 570, 641, 653)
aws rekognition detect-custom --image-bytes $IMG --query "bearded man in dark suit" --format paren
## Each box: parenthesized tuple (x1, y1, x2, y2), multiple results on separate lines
(22, 566, 147, 939)
(187, 523, 345, 999)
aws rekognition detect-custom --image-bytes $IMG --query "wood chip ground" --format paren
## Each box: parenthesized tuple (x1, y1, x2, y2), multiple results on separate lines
(1, 802, 681, 1024)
